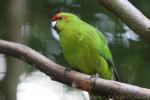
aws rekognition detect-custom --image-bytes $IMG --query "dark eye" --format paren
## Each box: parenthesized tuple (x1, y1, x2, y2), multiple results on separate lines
(59, 16, 64, 20)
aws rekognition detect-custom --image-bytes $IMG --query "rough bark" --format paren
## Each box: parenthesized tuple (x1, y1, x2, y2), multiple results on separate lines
(0, 39, 150, 99)
(98, 0, 150, 40)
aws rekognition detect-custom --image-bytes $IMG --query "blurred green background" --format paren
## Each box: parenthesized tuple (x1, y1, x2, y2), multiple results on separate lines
(0, 0, 150, 100)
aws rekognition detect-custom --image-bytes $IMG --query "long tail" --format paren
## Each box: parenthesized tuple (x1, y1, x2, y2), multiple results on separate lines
(111, 61, 120, 81)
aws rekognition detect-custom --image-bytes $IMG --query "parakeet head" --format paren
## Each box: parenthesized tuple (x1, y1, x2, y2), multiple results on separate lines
(51, 12, 79, 32)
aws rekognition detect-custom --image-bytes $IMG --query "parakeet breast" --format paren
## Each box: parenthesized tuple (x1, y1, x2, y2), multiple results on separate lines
(60, 29, 98, 74)
(59, 21, 112, 80)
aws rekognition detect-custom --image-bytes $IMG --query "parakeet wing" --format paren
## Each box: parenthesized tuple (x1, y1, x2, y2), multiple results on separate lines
(80, 21, 119, 80)
(97, 31, 120, 81)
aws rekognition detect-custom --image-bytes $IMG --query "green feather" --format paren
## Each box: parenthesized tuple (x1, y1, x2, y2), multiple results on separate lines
(54, 12, 119, 80)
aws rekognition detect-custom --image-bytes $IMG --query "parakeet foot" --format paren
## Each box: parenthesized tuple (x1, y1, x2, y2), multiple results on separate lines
(63, 67, 72, 79)
(90, 73, 100, 90)
(90, 73, 100, 79)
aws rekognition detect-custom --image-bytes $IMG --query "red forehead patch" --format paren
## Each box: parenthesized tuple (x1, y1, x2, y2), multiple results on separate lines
(52, 13, 60, 21)
(52, 13, 69, 21)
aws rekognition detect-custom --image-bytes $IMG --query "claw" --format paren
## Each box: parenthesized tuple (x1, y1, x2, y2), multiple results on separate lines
(63, 67, 72, 79)
(90, 73, 100, 79)
(89, 73, 100, 91)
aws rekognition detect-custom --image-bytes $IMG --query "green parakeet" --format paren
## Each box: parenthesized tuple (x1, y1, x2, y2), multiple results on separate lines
(52, 12, 119, 81)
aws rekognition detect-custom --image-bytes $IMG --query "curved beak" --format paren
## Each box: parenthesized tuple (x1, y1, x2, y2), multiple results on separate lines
(51, 21, 59, 41)
(52, 21, 56, 28)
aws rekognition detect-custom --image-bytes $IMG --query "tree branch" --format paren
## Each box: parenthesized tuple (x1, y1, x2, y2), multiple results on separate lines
(98, 0, 150, 39)
(0, 39, 150, 99)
